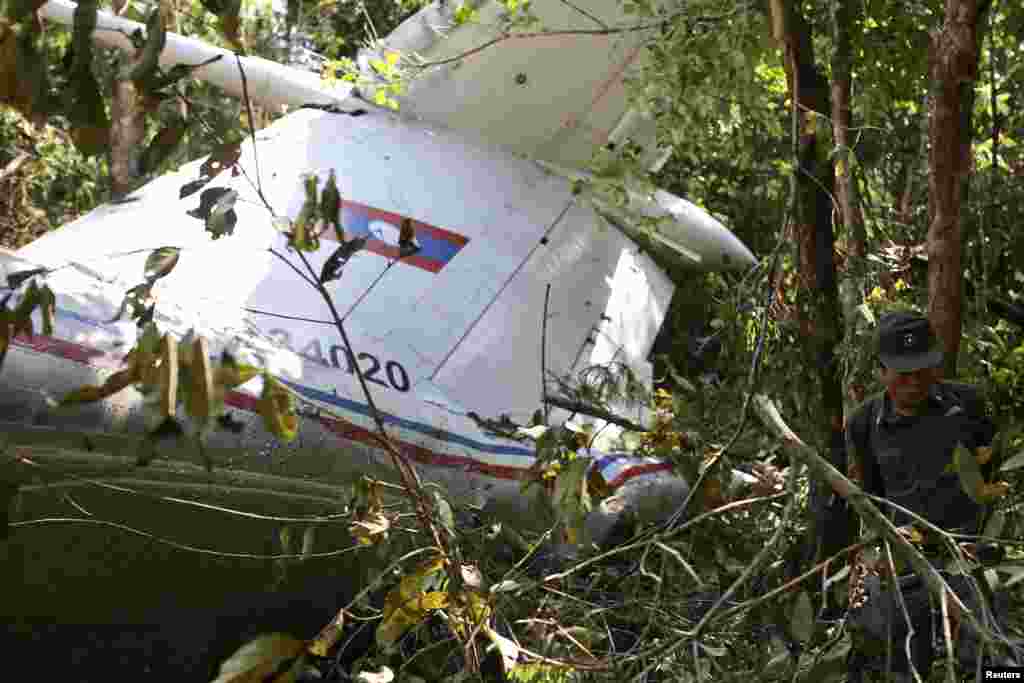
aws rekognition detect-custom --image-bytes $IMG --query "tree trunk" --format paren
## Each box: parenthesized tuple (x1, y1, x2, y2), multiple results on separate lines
(768, 0, 844, 444)
(830, 0, 865, 263)
(109, 77, 146, 197)
(926, 0, 988, 377)
(830, 0, 868, 408)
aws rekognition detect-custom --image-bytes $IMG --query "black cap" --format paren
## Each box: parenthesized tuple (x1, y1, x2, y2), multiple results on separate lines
(878, 311, 943, 371)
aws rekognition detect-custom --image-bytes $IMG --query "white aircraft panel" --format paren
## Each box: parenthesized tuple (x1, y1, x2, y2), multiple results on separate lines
(378, 0, 665, 170)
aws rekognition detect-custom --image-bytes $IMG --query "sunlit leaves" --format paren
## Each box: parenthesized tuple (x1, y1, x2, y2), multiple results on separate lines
(199, 0, 244, 51)
(550, 453, 594, 545)
(349, 477, 393, 546)
(376, 555, 448, 646)
(452, 2, 479, 25)
(952, 443, 1012, 504)
(56, 366, 140, 406)
(209, 633, 306, 683)
(140, 117, 187, 174)
(320, 169, 343, 239)
(258, 372, 298, 442)
(127, 8, 166, 83)
(143, 246, 181, 283)
(57, 325, 265, 454)
(0, 280, 58, 346)
(289, 174, 321, 252)
(308, 608, 345, 657)
(183, 335, 214, 421)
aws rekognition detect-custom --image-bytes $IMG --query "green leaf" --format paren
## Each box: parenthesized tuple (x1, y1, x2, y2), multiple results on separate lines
(1000, 451, 1024, 472)
(696, 642, 727, 657)
(301, 526, 316, 560)
(144, 247, 181, 283)
(995, 563, 1024, 589)
(258, 373, 298, 442)
(140, 118, 186, 175)
(201, 138, 243, 178)
(432, 490, 455, 537)
(552, 454, 593, 544)
(186, 188, 240, 240)
(1, 481, 20, 540)
(954, 443, 986, 503)
(210, 633, 306, 683)
(128, 8, 166, 83)
(320, 169, 343, 239)
(289, 175, 321, 252)
(37, 283, 55, 336)
(984, 511, 1006, 539)
(482, 623, 520, 675)
(789, 591, 814, 643)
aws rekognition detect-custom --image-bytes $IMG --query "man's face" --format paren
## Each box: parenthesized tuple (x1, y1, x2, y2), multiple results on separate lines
(879, 365, 939, 415)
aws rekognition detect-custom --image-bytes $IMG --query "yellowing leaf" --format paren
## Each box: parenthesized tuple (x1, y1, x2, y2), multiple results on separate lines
(376, 557, 448, 645)
(209, 633, 306, 683)
(59, 367, 139, 406)
(309, 609, 345, 657)
(258, 373, 298, 442)
(216, 352, 260, 388)
(186, 335, 214, 421)
(976, 481, 1011, 504)
(954, 443, 986, 502)
(975, 446, 993, 466)
(289, 175, 321, 252)
(37, 284, 56, 336)
(350, 511, 392, 545)
(482, 623, 520, 674)
(160, 334, 179, 418)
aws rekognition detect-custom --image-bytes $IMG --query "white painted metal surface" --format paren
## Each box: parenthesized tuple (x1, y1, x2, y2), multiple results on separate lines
(7, 1, 758, 538)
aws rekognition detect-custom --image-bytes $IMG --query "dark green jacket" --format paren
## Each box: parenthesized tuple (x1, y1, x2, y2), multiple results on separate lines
(816, 382, 996, 558)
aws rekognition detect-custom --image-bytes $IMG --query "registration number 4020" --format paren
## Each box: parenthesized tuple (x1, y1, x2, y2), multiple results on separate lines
(266, 328, 411, 393)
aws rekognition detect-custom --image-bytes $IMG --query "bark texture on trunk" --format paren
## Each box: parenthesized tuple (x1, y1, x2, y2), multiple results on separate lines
(109, 77, 146, 198)
(927, 0, 987, 376)
(830, 0, 868, 408)
(768, 0, 844, 442)
(830, 0, 865, 262)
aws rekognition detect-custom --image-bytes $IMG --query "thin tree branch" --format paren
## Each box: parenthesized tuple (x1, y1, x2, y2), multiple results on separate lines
(753, 395, 996, 646)
(414, 7, 746, 68)
(542, 395, 648, 433)
(268, 247, 317, 287)
(11, 516, 360, 559)
(235, 55, 265, 204)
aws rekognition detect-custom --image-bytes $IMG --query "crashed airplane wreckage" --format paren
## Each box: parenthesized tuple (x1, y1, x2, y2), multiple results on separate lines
(1, 0, 756, 546)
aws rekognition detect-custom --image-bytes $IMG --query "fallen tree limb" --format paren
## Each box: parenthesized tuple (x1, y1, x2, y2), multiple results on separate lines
(543, 395, 649, 433)
(752, 394, 992, 646)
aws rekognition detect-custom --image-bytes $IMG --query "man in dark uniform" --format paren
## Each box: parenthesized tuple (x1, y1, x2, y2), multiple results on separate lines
(816, 311, 1012, 680)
